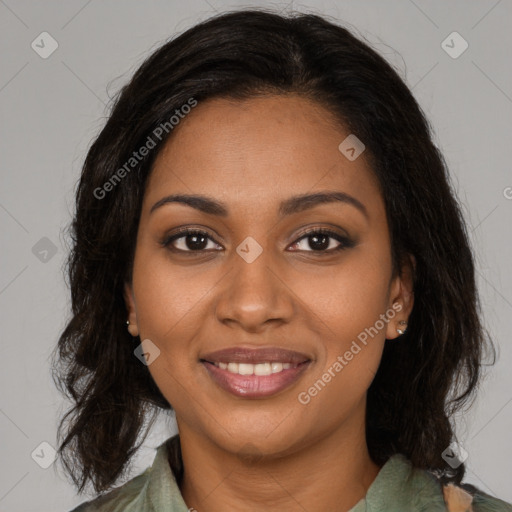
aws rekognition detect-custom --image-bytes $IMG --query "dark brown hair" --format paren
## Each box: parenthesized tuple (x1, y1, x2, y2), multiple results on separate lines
(52, 8, 495, 495)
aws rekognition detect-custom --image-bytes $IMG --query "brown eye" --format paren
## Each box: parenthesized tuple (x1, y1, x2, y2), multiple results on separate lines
(162, 229, 222, 252)
(289, 228, 355, 253)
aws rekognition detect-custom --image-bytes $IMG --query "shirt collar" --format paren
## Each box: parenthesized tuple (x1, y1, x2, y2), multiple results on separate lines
(145, 435, 446, 512)
(350, 452, 447, 511)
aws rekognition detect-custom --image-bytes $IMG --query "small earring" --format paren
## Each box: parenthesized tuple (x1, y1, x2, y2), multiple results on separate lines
(126, 319, 138, 337)
(397, 320, 407, 335)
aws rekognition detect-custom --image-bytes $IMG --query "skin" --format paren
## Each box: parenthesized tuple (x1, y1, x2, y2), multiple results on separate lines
(124, 94, 414, 512)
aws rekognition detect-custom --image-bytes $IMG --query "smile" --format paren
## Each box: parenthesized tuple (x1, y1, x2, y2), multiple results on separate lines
(212, 361, 298, 375)
(201, 359, 311, 398)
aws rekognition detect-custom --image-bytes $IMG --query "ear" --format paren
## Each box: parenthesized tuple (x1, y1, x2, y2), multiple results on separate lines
(385, 253, 415, 340)
(124, 282, 139, 337)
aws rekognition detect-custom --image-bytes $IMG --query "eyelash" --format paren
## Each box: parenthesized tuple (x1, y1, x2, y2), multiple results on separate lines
(161, 227, 355, 255)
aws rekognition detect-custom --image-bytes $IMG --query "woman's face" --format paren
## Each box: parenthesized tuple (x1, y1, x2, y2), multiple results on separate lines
(125, 94, 413, 457)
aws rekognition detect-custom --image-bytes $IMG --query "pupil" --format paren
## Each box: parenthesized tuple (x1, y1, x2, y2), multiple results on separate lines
(310, 234, 328, 250)
(187, 234, 207, 250)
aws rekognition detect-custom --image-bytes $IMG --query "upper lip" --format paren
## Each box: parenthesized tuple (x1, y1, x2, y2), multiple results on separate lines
(200, 347, 311, 365)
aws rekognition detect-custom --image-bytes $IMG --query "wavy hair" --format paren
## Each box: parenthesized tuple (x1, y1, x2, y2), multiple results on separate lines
(51, 8, 494, 495)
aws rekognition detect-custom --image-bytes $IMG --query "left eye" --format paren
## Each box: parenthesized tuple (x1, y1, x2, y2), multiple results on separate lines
(163, 229, 222, 252)
(289, 229, 353, 252)
(162, 228, 353, 253)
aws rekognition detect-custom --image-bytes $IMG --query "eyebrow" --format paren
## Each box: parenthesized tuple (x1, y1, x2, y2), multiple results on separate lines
(150, 191, 369, 220)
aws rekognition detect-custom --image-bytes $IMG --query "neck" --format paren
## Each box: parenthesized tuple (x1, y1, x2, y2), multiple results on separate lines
(176, 410, 381, 512)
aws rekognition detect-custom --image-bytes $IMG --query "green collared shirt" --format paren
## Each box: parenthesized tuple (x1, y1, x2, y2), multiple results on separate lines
(70, 435, 512, 511)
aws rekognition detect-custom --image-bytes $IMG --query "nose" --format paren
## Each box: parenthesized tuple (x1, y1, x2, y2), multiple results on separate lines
(214, 246, 295, 332)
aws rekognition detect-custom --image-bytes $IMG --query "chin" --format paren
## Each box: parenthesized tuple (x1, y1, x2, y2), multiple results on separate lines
(212, 424, 305, 461)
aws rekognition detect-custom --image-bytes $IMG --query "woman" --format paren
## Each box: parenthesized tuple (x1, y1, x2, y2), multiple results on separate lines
(53, 9, 512, 511)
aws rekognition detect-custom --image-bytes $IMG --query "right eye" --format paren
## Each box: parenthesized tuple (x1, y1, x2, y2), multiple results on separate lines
(161, 228, 223, 253)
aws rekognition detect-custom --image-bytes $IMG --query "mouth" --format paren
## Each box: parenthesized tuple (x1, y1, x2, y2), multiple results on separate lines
(199, 346, 312, 399)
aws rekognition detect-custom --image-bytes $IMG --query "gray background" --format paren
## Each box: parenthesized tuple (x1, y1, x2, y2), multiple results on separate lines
(1, 1, 511, 510)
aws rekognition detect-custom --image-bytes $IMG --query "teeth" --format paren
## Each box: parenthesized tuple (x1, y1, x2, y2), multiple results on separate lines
(213, 361, 298, 375)
(271, 362, 282, 373)
(255, 363, 271, 375)
(238, 363, 254, 375)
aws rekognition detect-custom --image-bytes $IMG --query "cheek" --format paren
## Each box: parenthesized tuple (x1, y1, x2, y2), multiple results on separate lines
(295, 268, 388, 430)
(132, 246, 207, 340)
(296, 244, 391, 343)
(131, 251, 206, 409)
(130, 256, 204, 402)
(293, 242, 391, 399)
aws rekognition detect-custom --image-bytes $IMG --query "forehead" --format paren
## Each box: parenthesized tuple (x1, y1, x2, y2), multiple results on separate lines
(144, 94, 383, 218)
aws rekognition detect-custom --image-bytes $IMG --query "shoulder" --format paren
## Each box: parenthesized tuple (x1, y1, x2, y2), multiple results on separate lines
(68, 435, 186, 512)
(384, 454, 512, 511)
(442, 481, 512, 512)
(68, 468, 151, 512)
(464, 484, 512, 512)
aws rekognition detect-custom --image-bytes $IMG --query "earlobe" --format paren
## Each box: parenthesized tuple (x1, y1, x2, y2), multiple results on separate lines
(123, 282, 139, 337)
(386, 253, 415, 340)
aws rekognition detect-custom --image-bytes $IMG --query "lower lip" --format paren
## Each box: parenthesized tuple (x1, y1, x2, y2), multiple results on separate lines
(201, 361, 311, 398)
